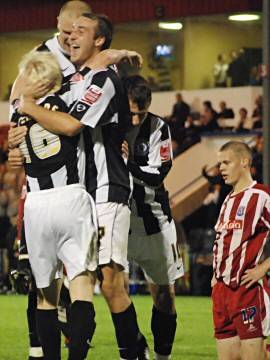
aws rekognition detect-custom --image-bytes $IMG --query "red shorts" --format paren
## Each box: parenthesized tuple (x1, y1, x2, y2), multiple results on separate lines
(212, 280, 270, 340)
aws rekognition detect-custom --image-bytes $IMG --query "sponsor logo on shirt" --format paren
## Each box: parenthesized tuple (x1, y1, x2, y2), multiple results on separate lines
(237, 206, 245, 216)
(218, 220, 243, 231)
(160, 140, 171, 162)
(81, 85, 102, 105)
(76, 103, 87, 112)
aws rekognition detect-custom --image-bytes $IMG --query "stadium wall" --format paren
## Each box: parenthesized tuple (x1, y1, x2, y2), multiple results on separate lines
(0, 19, 261, 100)
(0, 86, 262, 124)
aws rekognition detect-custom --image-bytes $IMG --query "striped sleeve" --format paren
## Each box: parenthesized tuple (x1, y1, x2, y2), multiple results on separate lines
(128, 123, 172, 187)
(262, 194, 270, 229)
(69, 71, 117, 128)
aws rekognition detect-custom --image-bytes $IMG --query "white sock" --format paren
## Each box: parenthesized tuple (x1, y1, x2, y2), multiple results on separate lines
(155, 353, 171, 360)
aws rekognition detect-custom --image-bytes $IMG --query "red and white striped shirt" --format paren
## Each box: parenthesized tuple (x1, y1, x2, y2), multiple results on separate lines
(213, 181, 270, 288)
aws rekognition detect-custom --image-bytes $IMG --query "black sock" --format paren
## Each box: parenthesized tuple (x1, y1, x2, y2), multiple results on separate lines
(127, 303, 149, 357)
(111, 303, 140, 359)
(27, 290, 41, 348)
(137, 332, 149, 359)
(68, 300, 96, 360)
(58, 284, 71, 342)
(36, 309, 61, 360)
(151, 306, 177, 356)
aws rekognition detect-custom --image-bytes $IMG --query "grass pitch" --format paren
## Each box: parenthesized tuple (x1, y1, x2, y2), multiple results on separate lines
(0, 295, 217, 359)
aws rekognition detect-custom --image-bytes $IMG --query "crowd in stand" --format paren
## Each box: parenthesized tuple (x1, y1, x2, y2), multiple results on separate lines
(213, 48, 263, 88)
(167, 93, 263, 157)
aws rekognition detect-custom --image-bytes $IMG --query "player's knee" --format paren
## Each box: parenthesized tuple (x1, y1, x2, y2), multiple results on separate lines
(37, 289, 58, 309)
(154, 286, 175, 314)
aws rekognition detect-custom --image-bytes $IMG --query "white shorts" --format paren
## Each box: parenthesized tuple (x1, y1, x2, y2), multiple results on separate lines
(24, 184, 98, 289)
(96, 202, 130, 268)
(128, 219, 184, 285)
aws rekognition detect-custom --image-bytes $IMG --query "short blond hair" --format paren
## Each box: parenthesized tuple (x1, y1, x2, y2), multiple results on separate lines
(19, 51, 62, 95)
(59, 0, 91, 16)
(219, 141, 253, 166)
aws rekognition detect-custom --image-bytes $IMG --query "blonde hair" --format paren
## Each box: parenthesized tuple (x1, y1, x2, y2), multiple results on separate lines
(19, 51, 62, 95)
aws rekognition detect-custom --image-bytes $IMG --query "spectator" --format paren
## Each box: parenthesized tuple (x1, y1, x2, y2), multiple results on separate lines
(228, 48, 249, 87)
(217, 101, 234, 119)
(249, 65, 262, 86)
(252, 94, 263, 129)
(251, 134, 263, 183)
(169, 92, 190, 128)
(181, 114, 201, 150)
(213, 54, 228, 87)
(200, 101, 220, 132)
(202, 165, 231, 212)
(233, 107, 251, 132)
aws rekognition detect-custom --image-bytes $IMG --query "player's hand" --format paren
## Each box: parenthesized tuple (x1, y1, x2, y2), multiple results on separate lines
(211, 274, 217, 287)
(241, 264, 267, 288)
(8, 122, 27, 149)
(122, 140, 129, 159)
(10, 267, 32, 295)
(10, 72, 29, 103)
(22, 79, 50, 100)
(8, 148, 24, 169)
(124, 50, 143, 67)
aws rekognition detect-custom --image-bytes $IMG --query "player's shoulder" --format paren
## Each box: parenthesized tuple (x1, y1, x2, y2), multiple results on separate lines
(34, 41, 49, 52)
(253, 183, 270, 197)
(40, 94, 68, 111)
(148, 112, 168, 130)
(84, 67, 120, 94)
(35, 36, 55, 52)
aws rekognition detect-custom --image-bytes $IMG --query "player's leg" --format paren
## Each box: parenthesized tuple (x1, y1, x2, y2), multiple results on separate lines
(128, 221, 183, 360)
(149, 284, 177, 360)
(216, 337, 241, 360)
(98, 202, 142, 359)
(58, 279, 71, 347)
(16, 222, 44, 360)
(36, 279, 62, 360)
(27, 286, 44, 360)
(55, 186, 98, 360)
(67, 271, 96, 360)
(102, 262, 140, 359)
(24, 192, 63, 360)
(240, 338, 267, 360)
(123, 270, 150, 360)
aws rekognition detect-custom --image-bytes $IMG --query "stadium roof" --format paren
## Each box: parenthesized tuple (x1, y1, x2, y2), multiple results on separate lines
(0, 0, 262, 33)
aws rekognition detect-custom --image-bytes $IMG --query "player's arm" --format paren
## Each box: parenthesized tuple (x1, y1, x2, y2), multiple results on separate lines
(127, 123, 173, 187)
(20, 70, 117, 135)
(90, 49, 143, 69)
(241, 258, 270, 288)
(241, 195, 270, 288)
(19, 96, 83, 137)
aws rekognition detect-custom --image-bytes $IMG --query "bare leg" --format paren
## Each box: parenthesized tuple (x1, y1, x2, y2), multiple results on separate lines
(216, 336, 241, 360)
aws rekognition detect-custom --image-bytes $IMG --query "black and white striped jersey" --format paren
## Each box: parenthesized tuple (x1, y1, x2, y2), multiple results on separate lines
(60, 67, 132, 204)
(11, 95, 85, 192)
(36, 35, 76, 80)
(128, 113, 173, 235)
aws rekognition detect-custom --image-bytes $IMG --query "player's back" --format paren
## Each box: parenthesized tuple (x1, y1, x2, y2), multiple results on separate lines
(130, 112, 173, 235)
(11, 95, 84, 192)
